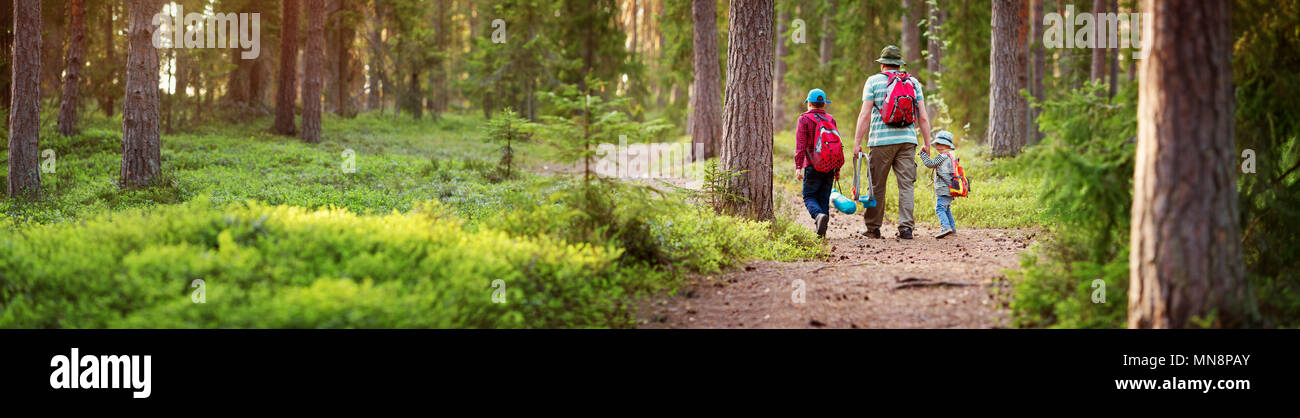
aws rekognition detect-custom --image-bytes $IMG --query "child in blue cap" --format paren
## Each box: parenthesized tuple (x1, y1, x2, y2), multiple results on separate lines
(919, 130, 957, 238)
(794, 88, 843, 237)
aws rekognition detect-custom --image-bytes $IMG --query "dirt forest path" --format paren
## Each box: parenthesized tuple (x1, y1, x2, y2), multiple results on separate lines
(638, 193, 1037, 329)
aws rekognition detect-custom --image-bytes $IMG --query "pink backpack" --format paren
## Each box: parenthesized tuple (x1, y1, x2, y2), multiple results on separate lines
(802, 112, 844, 173)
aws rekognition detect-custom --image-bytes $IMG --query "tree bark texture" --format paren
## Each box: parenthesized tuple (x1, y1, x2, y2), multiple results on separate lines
(121, 0, 162, 188)
(8, 0, 41, 198)
(720, 0, 775, 221)
(1129, 0, 1255, 328)
(690, 0, 722, 160)
(987, 0, 1029, 157)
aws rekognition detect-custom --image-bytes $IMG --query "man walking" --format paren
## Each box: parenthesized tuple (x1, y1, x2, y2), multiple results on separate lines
(852, 45, 935, 239)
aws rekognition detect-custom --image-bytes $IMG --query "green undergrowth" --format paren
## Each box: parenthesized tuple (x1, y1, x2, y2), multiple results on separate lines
(1, 111, 825, 328)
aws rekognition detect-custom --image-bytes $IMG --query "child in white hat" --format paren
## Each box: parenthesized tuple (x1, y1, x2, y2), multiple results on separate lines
(919, 131, 958, 238)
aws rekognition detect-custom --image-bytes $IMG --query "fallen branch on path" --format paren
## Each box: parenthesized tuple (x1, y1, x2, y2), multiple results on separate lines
(892, 277, 978, 290)
(808, 261, 878, 274)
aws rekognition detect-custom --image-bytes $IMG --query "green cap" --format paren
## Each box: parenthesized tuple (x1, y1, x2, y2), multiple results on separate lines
(875, 45, 906, 67)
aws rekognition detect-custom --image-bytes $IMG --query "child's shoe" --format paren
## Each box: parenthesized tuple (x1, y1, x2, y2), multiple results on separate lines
(934, 228, 954, 239)
(815, 214, 829, 237)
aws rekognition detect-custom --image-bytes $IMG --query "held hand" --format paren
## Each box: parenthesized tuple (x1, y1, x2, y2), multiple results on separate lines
(795, 168, 803, 181)
(854, 145, 863, 155)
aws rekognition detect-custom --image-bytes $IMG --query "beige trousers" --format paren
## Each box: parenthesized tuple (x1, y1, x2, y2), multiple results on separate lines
(862, 142, 917, 231)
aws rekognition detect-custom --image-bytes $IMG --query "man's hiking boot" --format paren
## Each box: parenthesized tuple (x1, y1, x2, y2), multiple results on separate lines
(815, 214, 829, 237)
(896, 227, 913, 240)
(861, 228, 882, 239)
(935, 228, 954, 239)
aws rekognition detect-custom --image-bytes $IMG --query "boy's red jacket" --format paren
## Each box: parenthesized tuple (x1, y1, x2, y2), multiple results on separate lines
(794, 108, 841, 177)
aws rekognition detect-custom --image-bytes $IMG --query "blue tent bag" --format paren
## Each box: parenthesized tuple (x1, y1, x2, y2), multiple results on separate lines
(830, 189, 856, 214)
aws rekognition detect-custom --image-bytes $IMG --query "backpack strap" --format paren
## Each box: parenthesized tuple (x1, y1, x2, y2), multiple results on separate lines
(800, 112, 818, 163)
(872, 73, 887, 111)
(810, 112, 833, 128)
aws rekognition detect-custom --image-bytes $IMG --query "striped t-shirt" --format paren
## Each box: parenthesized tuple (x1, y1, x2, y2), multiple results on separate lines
(862, 71, 925, 147)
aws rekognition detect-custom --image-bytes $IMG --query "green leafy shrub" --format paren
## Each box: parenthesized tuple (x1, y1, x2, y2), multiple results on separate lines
(489, 179, 825, 274)
(0, 198, 647, 328)
(1010, 82, 1136, 328)
(2, 109, 828, 329)
(1233, 0, 1300, 327)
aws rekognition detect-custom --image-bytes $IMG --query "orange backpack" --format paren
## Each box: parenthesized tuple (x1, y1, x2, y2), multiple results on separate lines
(947, 152, 970, 197)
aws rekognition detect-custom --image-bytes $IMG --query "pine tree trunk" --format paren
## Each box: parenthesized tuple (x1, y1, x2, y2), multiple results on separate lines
(101, 0, 115, 117)
(1029, 0, 1045, 144)
(690, 0, 722, 160)
(325, 0, 359, 118)
(468, 0, 478, 39)
(121, 0, 161, 188)
(0, 0, 12, 119)
(927, 3, 945, 73)
(57, 0, 86, 137)
(340, 1, 359, 117)
(656, 0, 667, 108)
(325, 6, 340, 115)
(720, 0, 774, 221)
(987, 0, 1028, 157)
(224, 51, 250, 105)
(1129, 0, 1255, 328)
(273, 0, 300, 135)
(819, 0, 835, 68)
(252, 55, 270, 108)
(772, 11, 789, 133)
(366, 0, 384, 111)
(632, 0, 639, 55)
(301, 0, 325, 143)
(1107, 0, 1119, 98)
(429, 4, 447, 115)
(42, 24, 60, 100)
(405, 70, 422, 119)
(1127, 0, 1139, 82)
(162, 48, 173, 134)
(7, 0, 41, 199)
(926, 2, 945, 120)
(1089, 0, 1106, 83)
(175, 51, 188, 126)
(902, 0, 921, 65)
(1056, 0, 1072, 87)
(1128, 55, 1136, 82)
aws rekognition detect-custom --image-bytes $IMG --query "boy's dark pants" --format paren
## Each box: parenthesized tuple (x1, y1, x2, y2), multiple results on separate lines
(802, 167, 834, 219)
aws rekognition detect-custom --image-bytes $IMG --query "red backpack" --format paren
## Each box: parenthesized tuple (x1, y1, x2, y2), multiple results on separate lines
(803, 112, 844, 173)
(877, 72, 919, 128)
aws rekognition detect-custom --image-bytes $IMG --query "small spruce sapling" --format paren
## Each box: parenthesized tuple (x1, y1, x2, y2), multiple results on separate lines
(485, 108, 532, 180)
(537, 78, 642, 183)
